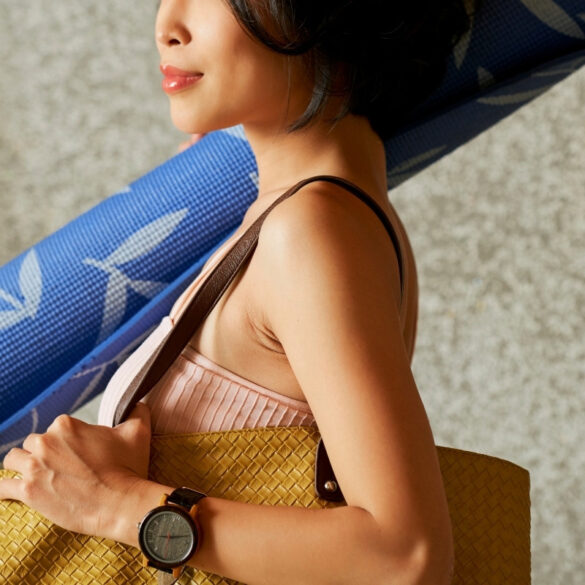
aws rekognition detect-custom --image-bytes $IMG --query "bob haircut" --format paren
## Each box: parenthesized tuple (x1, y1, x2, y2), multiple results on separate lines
(225, 0, 476, 141)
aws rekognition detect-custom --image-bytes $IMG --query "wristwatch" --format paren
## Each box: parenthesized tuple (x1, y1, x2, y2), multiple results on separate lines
(138, 487, 207, 578)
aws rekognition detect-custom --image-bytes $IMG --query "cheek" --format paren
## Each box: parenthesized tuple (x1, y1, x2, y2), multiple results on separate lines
(220, 44, 291, 112)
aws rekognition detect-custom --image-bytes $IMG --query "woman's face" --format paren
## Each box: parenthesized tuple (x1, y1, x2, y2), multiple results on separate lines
(155, 0, 311, 135)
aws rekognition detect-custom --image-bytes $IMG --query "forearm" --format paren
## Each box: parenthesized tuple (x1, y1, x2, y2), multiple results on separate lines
(115, 481, 430, 585)
(190, 497, 417, 585)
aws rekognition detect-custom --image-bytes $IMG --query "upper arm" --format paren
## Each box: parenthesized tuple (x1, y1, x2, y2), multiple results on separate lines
(253, 185, 451, 548)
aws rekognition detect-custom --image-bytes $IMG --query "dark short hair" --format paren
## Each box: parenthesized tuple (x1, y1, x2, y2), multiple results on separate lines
(226, 0, 475, 140)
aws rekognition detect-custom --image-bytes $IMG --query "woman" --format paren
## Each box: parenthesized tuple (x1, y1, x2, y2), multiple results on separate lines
(1, 1, 471, 583)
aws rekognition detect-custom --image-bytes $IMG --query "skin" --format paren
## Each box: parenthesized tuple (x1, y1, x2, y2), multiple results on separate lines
(178, 132, 206, 152)
(1, 1, 454, 584)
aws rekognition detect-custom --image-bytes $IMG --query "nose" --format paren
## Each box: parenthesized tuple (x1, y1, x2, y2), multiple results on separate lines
(155, 3, 192, 48)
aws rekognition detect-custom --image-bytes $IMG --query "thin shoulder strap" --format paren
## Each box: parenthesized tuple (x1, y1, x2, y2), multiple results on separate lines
(113, 175, 403, 426)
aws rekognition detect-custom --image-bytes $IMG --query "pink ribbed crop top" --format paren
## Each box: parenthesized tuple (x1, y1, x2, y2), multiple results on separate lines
(99, 180, 418, 434)
(98, 233, 317, 434)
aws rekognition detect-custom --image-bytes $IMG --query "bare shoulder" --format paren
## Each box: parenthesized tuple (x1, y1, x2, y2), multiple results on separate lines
(261, 179, 392, 243)
(251, 180, 402, 309)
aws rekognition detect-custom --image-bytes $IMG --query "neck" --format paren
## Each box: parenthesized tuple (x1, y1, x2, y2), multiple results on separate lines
(241, 113, 388, 204)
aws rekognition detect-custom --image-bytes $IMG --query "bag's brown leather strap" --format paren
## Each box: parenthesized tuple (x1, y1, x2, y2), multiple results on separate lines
(112, 175, 404, 501)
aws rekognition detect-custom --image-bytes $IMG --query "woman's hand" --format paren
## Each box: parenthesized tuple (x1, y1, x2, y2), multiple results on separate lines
(0, 403, 153, 542)
(178, 133, 207, 153)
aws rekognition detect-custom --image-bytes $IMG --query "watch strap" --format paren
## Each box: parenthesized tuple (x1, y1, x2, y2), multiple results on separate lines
(167, 487, 207, 510)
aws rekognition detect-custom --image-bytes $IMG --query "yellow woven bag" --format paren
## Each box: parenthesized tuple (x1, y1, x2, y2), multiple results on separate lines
(0, 425, 530, 584)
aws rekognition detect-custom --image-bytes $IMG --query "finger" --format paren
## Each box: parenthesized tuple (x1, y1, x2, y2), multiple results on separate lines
(128, 402, 151, 424)
(2, 447, 30, 474)
(47, 413, 79, 433)
(178, 133, 206, 153)
(0, 477, 25, 502)
(22, 433, 43, 452)
(189, 133, 206, 144)
(22, 432, 57, 457)
(118, 402, 151, 438)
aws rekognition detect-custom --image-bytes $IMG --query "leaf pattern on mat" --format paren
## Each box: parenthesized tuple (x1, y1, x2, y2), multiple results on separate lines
(70, 326, 156, 412)
(478, 66, 496, 91)
(478, 85, 554, 105)
(519, 0, 585, 39)
(453, 0, 479, 69)
(531, 55, 585, 76)
(104, 209, 188, 266)
(0, 250, 42, 330)
(112, 185, 132, 198)
(84, 209, 188, 346)
(480, 52, 585, 107)
(388, 145, 448, 176)
(0, 409, 38, 457)
(223, 125, 247, 140)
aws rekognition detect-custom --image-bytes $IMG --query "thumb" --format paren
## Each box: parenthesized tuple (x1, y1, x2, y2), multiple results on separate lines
(115, 403, 152, 479)
(118, 402, 151, 439)
(189, 132, 206, 144)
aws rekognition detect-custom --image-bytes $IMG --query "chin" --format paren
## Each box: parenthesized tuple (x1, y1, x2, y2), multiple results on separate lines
(168, 103, 239, 137)
(169, 111, 204, 135)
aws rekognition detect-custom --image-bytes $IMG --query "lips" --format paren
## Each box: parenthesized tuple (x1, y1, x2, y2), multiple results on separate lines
(160, 64, 204, 94)
(160, 64, 203, 77)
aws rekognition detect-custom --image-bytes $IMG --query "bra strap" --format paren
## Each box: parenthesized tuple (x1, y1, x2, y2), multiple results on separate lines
(113, 175, 404, 436)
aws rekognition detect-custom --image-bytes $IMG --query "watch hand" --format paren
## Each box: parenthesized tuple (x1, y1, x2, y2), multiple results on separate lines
(155, 533, 192, 539)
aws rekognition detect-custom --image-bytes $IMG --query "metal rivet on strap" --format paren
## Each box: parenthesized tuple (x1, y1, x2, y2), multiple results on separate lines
(324, 480, 338, 492)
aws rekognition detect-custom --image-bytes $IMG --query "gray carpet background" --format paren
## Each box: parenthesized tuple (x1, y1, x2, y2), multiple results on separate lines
(1, 3, 584, 583)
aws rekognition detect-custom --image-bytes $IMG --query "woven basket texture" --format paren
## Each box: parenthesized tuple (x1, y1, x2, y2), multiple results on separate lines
(0, 425, 530, 584)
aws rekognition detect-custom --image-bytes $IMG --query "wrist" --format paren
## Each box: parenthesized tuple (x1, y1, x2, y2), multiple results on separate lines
(108, 479, 174, 548)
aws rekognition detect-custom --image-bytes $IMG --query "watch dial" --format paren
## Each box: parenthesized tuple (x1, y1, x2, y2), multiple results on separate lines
(142, 510, 196, 564)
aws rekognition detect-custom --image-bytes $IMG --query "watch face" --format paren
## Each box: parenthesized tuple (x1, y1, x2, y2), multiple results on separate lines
(139, 506, 198, 566)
